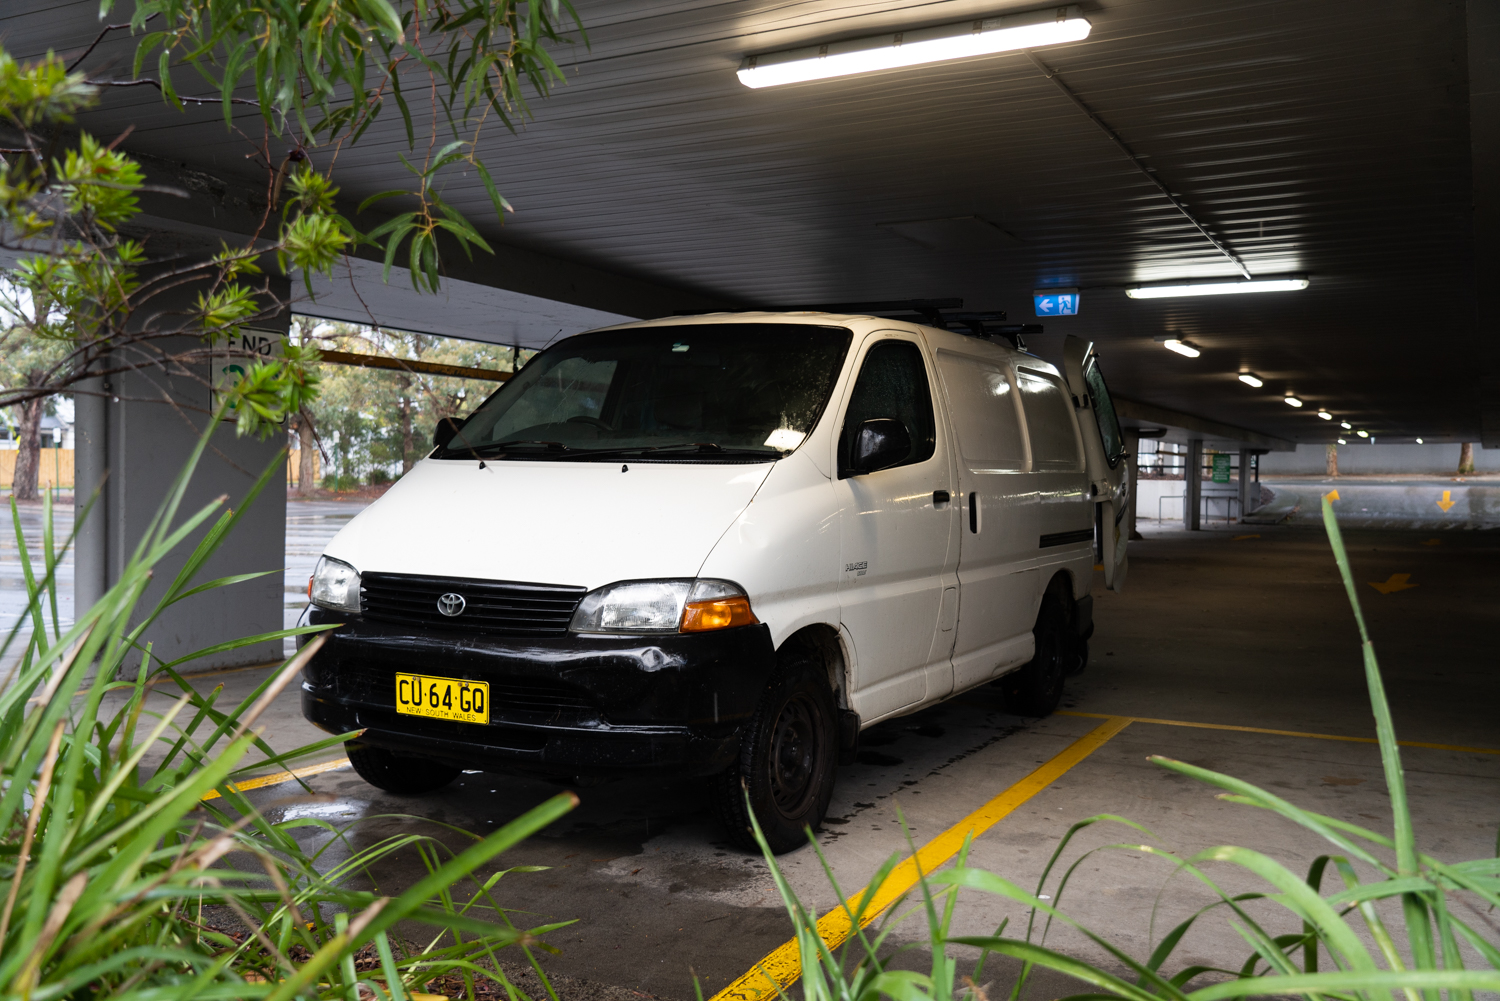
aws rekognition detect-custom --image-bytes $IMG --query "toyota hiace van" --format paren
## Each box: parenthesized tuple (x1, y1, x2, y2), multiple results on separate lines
(300, 313, 1128, 852)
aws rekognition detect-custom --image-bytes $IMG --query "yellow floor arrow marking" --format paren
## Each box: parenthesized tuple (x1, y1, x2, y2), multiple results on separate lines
(1436, 490, 1455, 512)
(1324, 489, 1340, 501)
(710, 716, 1133, 1001)
(1369, 573, 1417, 594)
(1233, 534, 1260, 541)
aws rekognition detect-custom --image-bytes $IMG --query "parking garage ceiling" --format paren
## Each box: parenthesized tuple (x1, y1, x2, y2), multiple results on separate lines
(1, 0, 1484, 444)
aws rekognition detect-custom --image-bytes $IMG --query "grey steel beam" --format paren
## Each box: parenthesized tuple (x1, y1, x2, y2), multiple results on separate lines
(116, 144, 731, 321)
(1113, 396, 1295, 452)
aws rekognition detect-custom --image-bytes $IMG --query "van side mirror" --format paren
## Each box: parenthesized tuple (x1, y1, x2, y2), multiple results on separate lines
(849, 418, 911, 475)
(433, 415, 468, 449)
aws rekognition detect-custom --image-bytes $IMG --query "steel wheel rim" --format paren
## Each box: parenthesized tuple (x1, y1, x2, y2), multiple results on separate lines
(768, 693, 820, 817)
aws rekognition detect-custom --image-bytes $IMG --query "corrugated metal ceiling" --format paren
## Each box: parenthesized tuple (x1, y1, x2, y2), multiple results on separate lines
(1, 0, 1477, 443)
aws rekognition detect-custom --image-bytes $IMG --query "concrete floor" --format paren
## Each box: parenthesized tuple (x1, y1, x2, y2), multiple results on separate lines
(11, 500, 1498, 999)
(178, 517, 1499, 1001)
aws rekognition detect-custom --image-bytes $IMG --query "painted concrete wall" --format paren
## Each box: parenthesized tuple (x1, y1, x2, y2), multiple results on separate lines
(104, 338, 286, 669)
(1258, 443, 1500, 475)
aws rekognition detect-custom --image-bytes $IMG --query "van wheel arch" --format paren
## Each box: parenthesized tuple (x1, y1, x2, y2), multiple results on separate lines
(776, 624, 859, 764)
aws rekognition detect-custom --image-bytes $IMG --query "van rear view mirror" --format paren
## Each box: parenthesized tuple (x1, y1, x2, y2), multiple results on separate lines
(433, 416, 468, 449)
(851, 418, 911, 474)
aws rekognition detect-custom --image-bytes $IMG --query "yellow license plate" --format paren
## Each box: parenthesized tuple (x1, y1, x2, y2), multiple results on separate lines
(395, 673, 489, 725)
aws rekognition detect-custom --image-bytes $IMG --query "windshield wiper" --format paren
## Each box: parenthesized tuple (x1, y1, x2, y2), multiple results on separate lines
(559, 442, 778, 460)
(449, 439, 572, 457)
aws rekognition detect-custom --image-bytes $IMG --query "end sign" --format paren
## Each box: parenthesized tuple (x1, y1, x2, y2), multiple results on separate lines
(1033, 288, 1079, 316)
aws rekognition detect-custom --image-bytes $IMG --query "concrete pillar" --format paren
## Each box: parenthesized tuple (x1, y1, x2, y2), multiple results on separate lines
(1237, 448, 1252, 520)
(1184, 439, 1203, 531)
(73, 371, 109, 612)
(75, 272, 289, 671)
(1123, 429, 1141, 539)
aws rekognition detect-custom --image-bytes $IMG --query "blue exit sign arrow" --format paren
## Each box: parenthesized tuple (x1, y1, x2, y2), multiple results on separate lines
(1033, 288, 1080, 316)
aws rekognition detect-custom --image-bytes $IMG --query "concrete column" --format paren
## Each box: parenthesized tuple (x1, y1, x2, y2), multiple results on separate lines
(1123, 429, 1141, 539)
(81, 271, 290, 671)
(73, 370, 109, 612)
(1184, 439, 1203, 531)
(1237, 447, 1253, 520)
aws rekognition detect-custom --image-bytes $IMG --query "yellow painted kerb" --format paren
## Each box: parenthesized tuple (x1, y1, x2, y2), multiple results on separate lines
(711, 715, 1133, 1001)
(201, 757, 351, 801)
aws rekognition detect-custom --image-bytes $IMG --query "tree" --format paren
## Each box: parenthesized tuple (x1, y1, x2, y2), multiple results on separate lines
(0, 0, 578, 438)
(295, 319, 517, 489)
(1458, 442, 1474, 475)
(0, 299, 74, 499)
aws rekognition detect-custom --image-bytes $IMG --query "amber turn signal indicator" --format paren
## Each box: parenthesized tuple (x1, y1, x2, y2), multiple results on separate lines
(679, 595, 758, 632)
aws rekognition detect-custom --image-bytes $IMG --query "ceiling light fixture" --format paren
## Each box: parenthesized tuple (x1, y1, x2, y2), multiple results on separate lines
(1317, 410, 1332, 420)
(1284, 396, 1303, 408)
(1340, 421, 1352, 430)
(1237, 372, 1264, 388)
(1337, 438, 1347, 445)
(1162, 339, 1200, 358)
(1125, 276, 1310, 299)
(1356, 430, 1369, 438)
(1415, 437, 1424, 444)
(737, 4, 1091, 88)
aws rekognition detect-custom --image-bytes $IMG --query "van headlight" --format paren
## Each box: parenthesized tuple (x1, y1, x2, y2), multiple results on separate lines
(310, 556, 361, 613)
(570, 578, 758, 634)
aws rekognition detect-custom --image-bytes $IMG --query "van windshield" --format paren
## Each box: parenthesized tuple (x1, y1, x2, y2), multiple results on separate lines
(437, 324, 852, 461)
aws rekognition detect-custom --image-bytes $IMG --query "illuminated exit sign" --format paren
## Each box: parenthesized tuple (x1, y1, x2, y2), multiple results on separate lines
(1033, 288, 1079, 316)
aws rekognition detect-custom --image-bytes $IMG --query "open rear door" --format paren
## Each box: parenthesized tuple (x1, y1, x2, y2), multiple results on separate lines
(1061, 336, 1129, 591)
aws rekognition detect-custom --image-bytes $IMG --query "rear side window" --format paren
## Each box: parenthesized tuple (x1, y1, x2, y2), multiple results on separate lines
(1084, 357, 1125, 467)
(935, 352, 1026, 471)
(840, 340, 937, 474)
(1018, 370, 1083, 471)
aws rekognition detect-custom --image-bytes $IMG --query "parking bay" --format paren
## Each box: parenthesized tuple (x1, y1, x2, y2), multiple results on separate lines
(209, 522, 1498, 1000)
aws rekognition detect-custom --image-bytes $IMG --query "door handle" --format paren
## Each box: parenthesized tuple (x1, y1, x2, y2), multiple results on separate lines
(969, 492, 979, 533)
(933, 490, 950, 505)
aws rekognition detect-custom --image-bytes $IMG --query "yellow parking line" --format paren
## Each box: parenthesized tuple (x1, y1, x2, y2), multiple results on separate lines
(1056, 711, 1500, 755)
(201, 757, 351, 801)
(711, 715, 1133, 1001)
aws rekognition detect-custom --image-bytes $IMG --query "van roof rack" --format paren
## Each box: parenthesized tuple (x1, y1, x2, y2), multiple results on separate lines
(674, 298, 1041, 349)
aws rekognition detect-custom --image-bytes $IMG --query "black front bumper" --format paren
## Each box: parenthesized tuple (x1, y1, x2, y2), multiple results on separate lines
(299, 607, 776, 780)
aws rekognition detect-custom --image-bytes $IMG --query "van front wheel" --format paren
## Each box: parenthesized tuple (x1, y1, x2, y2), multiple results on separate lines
(712, 655, 837, 854)
(1002, 597, 1068, 717)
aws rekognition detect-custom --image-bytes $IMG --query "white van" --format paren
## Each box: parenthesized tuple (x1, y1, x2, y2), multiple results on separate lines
(301, 313, 1128, 852)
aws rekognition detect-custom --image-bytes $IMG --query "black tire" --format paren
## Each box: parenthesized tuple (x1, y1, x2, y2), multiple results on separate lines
(712, 654, 838, 854)
(1001, 596, 1068, 717)
(347, 744, 461, 794)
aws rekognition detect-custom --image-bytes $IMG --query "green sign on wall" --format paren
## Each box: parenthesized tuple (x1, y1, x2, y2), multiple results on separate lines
(1212, 452, 1232, 483)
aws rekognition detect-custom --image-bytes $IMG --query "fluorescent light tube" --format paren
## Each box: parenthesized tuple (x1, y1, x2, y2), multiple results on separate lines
(1340, 421, 1352, 430)
(1356, 430, 1369, 438)
(1237, 372, 1263, 388)
(1162, 339, 1200, 358)
(737, 5, 1091, 88)
(1317, 411, 1332, 420)
(1337, 438, 1347, 445)
(1415, 437, 1424, 444)
(1126, 276, 1310, 299)
(1284, 396, 1303, 408)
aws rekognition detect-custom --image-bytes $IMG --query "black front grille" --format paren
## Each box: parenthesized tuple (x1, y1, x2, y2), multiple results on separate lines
(337, 663, 598, 717)
(361, 572, 586, 636)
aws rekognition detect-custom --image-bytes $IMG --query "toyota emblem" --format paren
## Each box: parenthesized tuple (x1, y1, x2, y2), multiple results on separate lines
(436, 592, 466, 617)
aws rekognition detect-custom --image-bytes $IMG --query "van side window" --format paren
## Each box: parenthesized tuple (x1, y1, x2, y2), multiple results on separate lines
(841, 340, 937, 474)
(1084, 357, 1125, 466)
(935, 352, 1026, 471)
(1017, 371, 1083, 471)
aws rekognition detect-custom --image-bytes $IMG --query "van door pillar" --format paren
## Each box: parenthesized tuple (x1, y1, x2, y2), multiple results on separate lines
(1123, 429, 1141, 540)
(1184, 439, 1203, 531)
